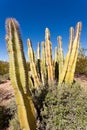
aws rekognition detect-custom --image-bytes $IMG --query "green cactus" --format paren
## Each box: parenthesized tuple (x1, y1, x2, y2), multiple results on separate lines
(41, 41, 48, 85)
(37, 42, 40, 60)
(5, 18, 36, 130)
(45, 28, 54, 84)
(65, 22, 82, 84)
(57, 36, 64, 82)
(54, 46, 59, 81)
(27, 39, 41, 88)
(58, 27, 74, 85)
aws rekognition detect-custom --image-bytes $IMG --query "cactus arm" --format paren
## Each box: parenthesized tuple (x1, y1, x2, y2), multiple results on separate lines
(6, 18, 36, 130)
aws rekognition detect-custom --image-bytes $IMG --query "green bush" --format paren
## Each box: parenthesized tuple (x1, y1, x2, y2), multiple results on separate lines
(0, 61, 9, 75)
(35, 83, 87, 130)
(0, 99, 21, 130)
(75, 56, 87, 76)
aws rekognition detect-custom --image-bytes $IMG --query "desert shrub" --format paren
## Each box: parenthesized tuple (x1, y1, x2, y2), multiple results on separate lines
(0, 61, 9, 75)
(34, 82, 87, 130)
(0, 99, 21, 130)
(75, 56, 87, 76)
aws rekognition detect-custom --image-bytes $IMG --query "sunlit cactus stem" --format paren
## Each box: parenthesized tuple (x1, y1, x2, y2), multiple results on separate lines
(41, 41, 48, 85)
(58, 27, 74, 85)
(45, 28, 54, 84)
(5, 18, 36, 130)
(65, 22, 82, 84)
(37, 42, 40, 59)
(27, 39, 41, 88)
(57, 36, 64, 82)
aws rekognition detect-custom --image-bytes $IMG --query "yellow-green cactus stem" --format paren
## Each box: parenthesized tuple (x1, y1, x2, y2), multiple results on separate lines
(6, 18, 36, 130)
(27, 39, 41, 88)
(65, 22, 82, 84)
(37, 42, 40, 60)
(45, 28, 54, 84)
(41, 41, 48, 85)
(58, 27, 74, 85)
(57, 36, 64, 82)
(54, 46, 59, 81)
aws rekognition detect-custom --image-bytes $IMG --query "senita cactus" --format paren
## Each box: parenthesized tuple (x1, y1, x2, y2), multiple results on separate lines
(57, 36, 64, 81)
(5, 18, 36, 130)
(58, 22, 82, 85)
(37, 42, 40, 60)
(36, 42, 42, 80)
(27, 39, 41, 88)
(54, 46, 59, 81)
(45, 28, 54, 84)
(41, 41, 48, 85)
(65, 22, 82, 84)
(58, 27, 74, 85)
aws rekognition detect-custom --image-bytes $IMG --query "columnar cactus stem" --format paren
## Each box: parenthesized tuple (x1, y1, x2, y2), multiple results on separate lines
(54, 46, 59, 81)
(36, 42, 42, 80)
(45, 28, 54, 84)
(37, 42, 40, 59)
(58, 27, 74, 85)
(27, 39, 41, 88)
(41, 41, 47, 85)
(65, 22, 82, 84)
(57, 36, 64, 81)
(5, 18, 36, 130)
(54, 47, 58, 63)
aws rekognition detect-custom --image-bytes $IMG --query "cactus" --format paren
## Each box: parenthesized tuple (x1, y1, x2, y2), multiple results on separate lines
(57, 36, 64, 81)
(54, 47, 59, 81)
(65, 22, 82, 84)
(27, 39, 41, 88)
(36, 42, 42, 80)
(37, 42, 40, 60)
(45, 28, 54, 84)
(41, 41, 48, 85)
(5, 18, 36, 130)
(58, 27, 74, 85)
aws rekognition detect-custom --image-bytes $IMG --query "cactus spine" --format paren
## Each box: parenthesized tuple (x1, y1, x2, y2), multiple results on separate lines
(45, 28, 54, 84)
(27, 39, 41, 88)
(5, 18, 36, 130)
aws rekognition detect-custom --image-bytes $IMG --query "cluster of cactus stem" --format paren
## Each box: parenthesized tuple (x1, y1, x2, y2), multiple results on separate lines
(5, 18, 82, 130)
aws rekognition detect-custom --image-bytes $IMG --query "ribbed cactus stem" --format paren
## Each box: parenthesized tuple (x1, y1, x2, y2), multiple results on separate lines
(57, 36, 64, 81)
(37, 42, 40, 59)
(41, 41, 47, 85)
(5, 18, 36, 130)
(65, 22, 82, 84)
(58, 27, 74, 85)
(54, 47, 58, 63)
(27, 39, 41, 88)
(45, 28, 54, 84)
(54, 46, 59, 81)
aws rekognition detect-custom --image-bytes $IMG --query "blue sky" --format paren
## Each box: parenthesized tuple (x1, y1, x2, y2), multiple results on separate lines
(0, 0, 87, 61)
